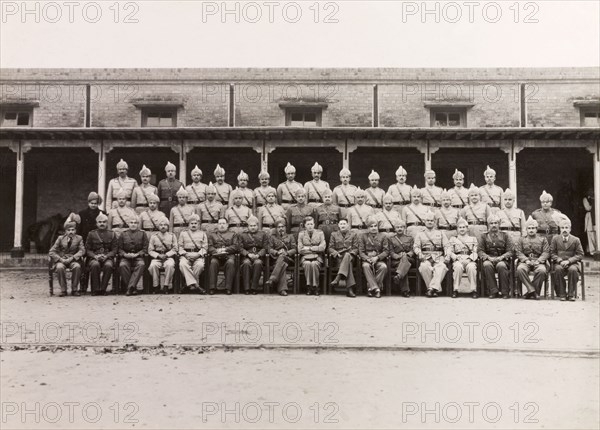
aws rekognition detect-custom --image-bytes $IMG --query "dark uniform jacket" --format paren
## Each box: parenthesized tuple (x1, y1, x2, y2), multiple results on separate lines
(157, 178, 184, 213)
(286, 204, 316, 231)
(516, 235, 550, 263)
(315, 204, 341, 227)
(49, 234, 85, 263)
(329, 230, 358, 256)
(358, 233, 389, 261)
(388, 233, 414, 260)
(269, 233, 297, 259)
(118, 230, 149, 257)
(208, 231, 240, 256)
(239, 230, 268, 258)
(77, 207, 105, 242)
(85, 229, 118, 260)
(477, 231, 513, 261)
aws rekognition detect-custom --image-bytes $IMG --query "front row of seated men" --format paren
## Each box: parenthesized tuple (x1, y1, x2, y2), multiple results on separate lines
(50, 209, 584, 300)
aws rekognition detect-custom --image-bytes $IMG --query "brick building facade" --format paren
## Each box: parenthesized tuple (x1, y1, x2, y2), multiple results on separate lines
(0, 68, 598, 256)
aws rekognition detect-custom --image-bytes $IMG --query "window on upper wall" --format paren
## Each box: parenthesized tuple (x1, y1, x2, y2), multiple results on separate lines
(141, 108, 177, 127)
(1, 109, 33, 127)
(285, 109, 322, 127)
(430, 108, 466, 127)
(580, 108, 600, 127)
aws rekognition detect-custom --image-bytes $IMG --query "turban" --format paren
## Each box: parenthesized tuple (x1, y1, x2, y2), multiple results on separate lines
(395, 166, 407, 176)
(206, 182, 216, 193)
(158, 216, 170, 225)
(558, 218, 572, 227)
(452, 169, 464, 180)
(258, 170, 270, 179)
(191, 165, 202, 176)
(63, 213, 81, 229)
(323, 188, 333, 197)
(393, 219, 406, 227)
(411, 186, 422, 197)
(188, 214, 200, 223)
(382, 193, 393, 202)
(539, 190, 553, 202)
(456, 217, 468, 227)
(503, 188, 515, 198)
(422, 210, 435, 221)
(354, 187, 366, 198)
(339, 167, 351, 176)
(275, 219, 287, 227)
(247, 216, 259, 225)
(139, 165, 151, 177)
(176, 186, 188, 198)
(525, 216, 538, 228)
(424, 169, 436, 177)
(237, 170, 249, 181)
(165, 161, 176, 172)
(231, 189, 243, 199)
(366, 215, 378, 226)
(116, 159, 128, 170)
(311, 162, 323, 173)
(368, 170, 380, 181)
(116, 188, 128, 199)
(487, 214, 500, 224)
(95, 213, 108, 222)
(440, 189, 451, 199)
(87, 191, 103, 204)
(214, 164, 225, 176)
(266, 189, 277, 197)
(484, 165, 496, 176)
(468, 184, 480, 196)
(295, 188, 306, 196)
(284, 162, 296, 174)
(147, 193, 160, 203)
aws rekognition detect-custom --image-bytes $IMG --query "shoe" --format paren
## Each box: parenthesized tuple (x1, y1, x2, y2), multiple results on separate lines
(392, 275, 401, 285)
(251, 289, 258, 295)
(330, 279, 339, 289)
(265, 280, 273, 290)
(162, 288, 169, 294)
(568, 296, 575, 302)
(367, 290, 373, 297)
(225, 290, 232, 295)
(374, 290, 381, 298)
(279, 290, 288, 296)
(496, 292, 504, 298)
(471, 291, 479, 299)
(314, 288, 320, 296)
(346, 287, 356, 298)
(503, 295, 510, 299)
(560, 296, 567, 301)
(425, 289, 433, 298)
(306, 289, 313, 296)
(72, 291, 81, 296)
(432, 291, 439, 297)
(198, 287, 207, 295)
(452, 290, 458, 298)
(125, 288, 132, 296)
(401, 292, 410, 298)
(208, 289, 216, 295)
(58, 291, 66, 297)
(244, 290, 250, 295)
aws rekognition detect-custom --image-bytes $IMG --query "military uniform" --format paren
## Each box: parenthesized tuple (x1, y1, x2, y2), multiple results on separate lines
(170, 204, 196, 237)
(239, 230, 269, 293)
(480, 184, 503, 212)
(157, 178, 183, 214)
(365, 187, 386, 212)
(550, 234, 584, 299)
(329, 229, 359, 289)
(257, 203, 286, 234)
(387, 183, 412, 212)
(388, 233, 415, 295)
(305, 180, 330, 208)
(106, 176, 137, 209)
(358, 232, 389, 293)
(85, 228, 117, 295)
(229, 187, 254, 209)
(498, 208, 526, 245)
(449, 187, 469, 210)
(347, 203, 374, 234)
(140, 209, 165, 240)
(131, 184, 158, 214)
(77, 207, 105, 242)
(402, 204, 428, 238)
(186, 182, 207, 207)
(516, 235, 550, 295)
(434, 206, 460, 239)
(117, 229, 149, 294)
(198, 200, 224, 234)
(332, 184, 357, 218)
(108, 205, 137, 237)
(461, 203, 490, 240)
(267, 232, 297, 293)
(375, 208, 402, 237)
(148, 231, 178, 290)
(531, 208, 566, 246)
(315, 203, 341, 243)
(178, 229, 209, 289)
(254, 186, 278, 210)
(225, 204, 252, 234)
(214, 182, 233, 206)
(49, 233, 85, 295)
(478, 231, 513, 296)
(208, 230, 240, 292)
(414, 228, 449, 293)
(298, 229, 326, 291)
(277, 180, 303, 211)
(448, 234, 478, 293)
(286, 204, 316, 237)
(421, 185, 443, 209)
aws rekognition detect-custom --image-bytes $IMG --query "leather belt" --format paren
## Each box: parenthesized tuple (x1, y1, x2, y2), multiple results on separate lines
(281, 199, 294, 204)
(184, 248, 199, 252)
(173, 223, 186, 227)
(256, 203, 264, 207)
(204, 220, 218, 224)
(468, 222, 486, 226)
(144, 227, 160, 232)
(393, 201, 411, 205)
(379, 228, 393, 233)
(452, 204, 464, 208)
(160, 197, 175, 202)
(262, 223, 275, 228)
(423, 203, 441, 208)
(538, 228, 558, 234)
(136, 203, 149, 207)
(338, 203, 352, 208)
(438, 226, 456, 230)
(371, 204, 383, 209)
(501, 227, 521, 232)
(352, 224, 367, 229)
(230, 223, 248, 227)
(319, 220, 335, 225)
(308, 199, 321, 203)
(406, 222, 422, 227)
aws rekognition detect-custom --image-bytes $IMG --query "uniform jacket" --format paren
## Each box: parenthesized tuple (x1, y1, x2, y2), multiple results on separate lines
(277, 180, 303, 204)
(347, 204, 374, 228)
(85, 229, 117, 260)
(477, 231, 513, 260)
(550, 234, 584, 265)
(254, 186, 278, 207)
(332, 184, 357, 207)
(229, 187, 254, 208)
(106, 176, 137, 208)
(186, 182, 207, 204)
(365, 187, 386, 209)
(421, 185, 443, 207)
(286, 204, 316, 230)
(315, 204, 341, 226)
(402, 204, 429, 226)
(413, 229, 448, 257)
(448, 235, 478, 261)
(149, 231, 178, 258)
(118, 229, 149, 256)
(461, 203, 490, 225)
(516, 235, 550, 263)
(304, 180, 330, 204)
(157, 178, 183, 212)
(213, 182, 233, 205)
(257, 204, 286, 227)
(387, 183, 412, 205)
(388, 234, 414, 260)
(170, 204, 196, 227)
(178, 229, 209, 255)
(208, 231, 240, 255)
(109, 206, 137, 229)
(479, 184, 503, 209)
(225, 205, 252, 226)
(269, 233, 297, 258)
(131, 184, 158, 209)
(140, 209, 166, 232)
(498, 207, 526, 235)
(198, 200, 224, 225)
(531, 208, 566, 234)
(358, 232, 389, 261)
(297, 229, 326, 260)
(49, 234, 85, 263)
(329, 230, 358, 256)
(449, 187, 469, 208)
(434, 207, 459, 230)
(375, 209, 402, 232)
(239, 230, 269, 257)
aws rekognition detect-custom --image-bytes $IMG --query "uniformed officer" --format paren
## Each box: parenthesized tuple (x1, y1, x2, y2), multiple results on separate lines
(498, 188, 526, 244)
(277, 162, 303, 211)
(198, 182, 224, 234)
(225, 189, 252, 234)
(449, 169, 469, 210)
(105, 159, 138, 209)
(305, 162, 330, 208)
(478, 214, 513, 298)
(170, 186, 196, 237)
(531, 190, 568, 246)
(148, 216, 178, 294)
(365, 170, 385, 212)
(388, 219, 415, 297)
(254, 170, 277, 211)
(358, 216, 389, 298)
(515, 216, 550, 300)
(49, 214, 85, 296)
(117, 215, 149, 296)
(286, 188, 316, 237)
(85, 213, 117, 296)
(230, 170, 254, 209)
(332, 167, 357, 218)
(207, 218, 240, 295)
(297, 216, 326, 296)
(376, 194, 402, 237)
(108, 188, 137, 237)
(179, 214, 209, 294)
(448, 217, 479, 298)
(157, 161, 183, 215)
(140, 194, 164, 240)
(265, 219, 297, 296)
(479, 165, 503, 212)
(315, 189, 341, 244)
(414, 210, 449, 297)
(239, 216, 269, 295)
(402, 186, 429, 239)
(77, 191, 105, 243)
(213, 164, 233, 206)
(461, 184, 490, 240)
(186, 165, 207, 209)
(329, 218, 359, 297)
(550, 218, 584, 301)
(257, 190, 286, 234)
(387, 166, 412, 213)
(421, 169, 443, 209)
(435, 189, 460, 239)
(347, 188, 374, 234)
(131, 165, 158, 214)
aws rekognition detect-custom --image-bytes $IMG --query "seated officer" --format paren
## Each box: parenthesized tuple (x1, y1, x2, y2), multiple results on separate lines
(239, 216, 269, 295)
(414, 211, 449, 298)
(387, 165, 412, 212)
(479, 165, 503, 212)
(478, 214, 513, 299)
(332, 167, 357, 219)
(85, 213, 117, 296)
(265, 219, 296, 296)
(49, 214, 85, 297)
(298, 216, 326, 296)
(305, 162, 330, 208)
(178, 214, 209, 294)
(213, 164, 233, 206)
(450, 169, 468, 210)
(277, 162, 303, 211)
(140, 193, 163, 239)
(402, 186, 428, 239)
(254, 170, 277, 210)
(347, 188, 374, 234)
(448, 218, 479, 298)
(148, 216, 178, 294)
(329, 219, 359, 297)
(516, 216, 550, 300)
(207, 218, 240, 295)
(257, 190, 286, 234)
(315, 189, 341, 244)
(388, 219, 415, 298)
(198, 182, 224, 235)
(421, 170, 443, 209)
(77, 191, 105, 243)
(550, 218, 584, 301)
(286, 188, 316, 238)
(225, 189, 252, 234)
(376, 194, 402, 237)
(358, 216, 388, 298)
(229, 170, 254, 209)
(186, 165, 207, 209)
(117, 215, 149, 296)
(108, 188, 137, 237)
(131, 165, 158, 214)
(435, 190, 459, 239)
(170, 186, 196, 237)
(461, 184, 490, 240)
(365, 170, 385, 212)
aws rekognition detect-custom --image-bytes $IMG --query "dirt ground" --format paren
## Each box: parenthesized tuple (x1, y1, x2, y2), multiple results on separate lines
(1, 270, 599, 429)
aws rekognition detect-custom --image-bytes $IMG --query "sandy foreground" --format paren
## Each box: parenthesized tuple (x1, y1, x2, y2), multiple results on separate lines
(1, 270, 599, 429)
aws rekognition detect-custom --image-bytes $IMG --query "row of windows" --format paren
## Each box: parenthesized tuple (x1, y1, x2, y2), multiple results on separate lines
(1, 106, 599, 128)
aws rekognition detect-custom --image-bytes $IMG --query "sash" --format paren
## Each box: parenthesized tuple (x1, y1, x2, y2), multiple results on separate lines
(214, 184, 227, 203)
(381, 210, 395, 229)
(467, 205, 484, 224)
(395, 184, 408, 203)
(190, 184, 202, 203)
(239, 189, 253, 207)
(141, 187, 153, 206)
(92, 230, 113, 254)
(145, 211, 159, 231)
(352, 206, 368, 227)
(483, 187, 499, 206)
(283, 183, 298, 203)
(115, 208, 129, 227)
(405, 205, 425, 224)
(339, 187, 353, 205)
(503, 209, 518, 229)
(176, 206, 190, 225)
(203, 201, 218, 222)
(453, 188, 467, 206)
(256, 188, 268, 205)
(438, 208, 453, 228)
(425, 188, 440, 206)
(422, 230, 440, 250)
(230, 205, 246, 224)
(262, 204, 278, 225)
(309, 182, 324, 202)
(366, 189, 382, 208)
(186, 230, 202, 251)
(155, 233, 174, 252)
(455, 235, 474, 253)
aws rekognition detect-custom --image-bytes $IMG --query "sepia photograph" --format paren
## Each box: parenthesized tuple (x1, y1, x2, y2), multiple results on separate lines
(0, 0, 599, 428)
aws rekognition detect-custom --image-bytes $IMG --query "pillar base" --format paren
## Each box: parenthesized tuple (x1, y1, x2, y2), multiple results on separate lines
(10, 247, 25, 258)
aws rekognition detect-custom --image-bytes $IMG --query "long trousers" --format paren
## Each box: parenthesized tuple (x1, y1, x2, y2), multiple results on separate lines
(452, 259, 477, 292)
(148, 258, 176, 287)
(391, 255, 414, 293)
(119, 257, 145, 290)
(553, 264, 580, 297)
(209, 256, 236, 291)
(332, 253, 356, 287)
(241, 258, 263, 291)
(419, 260, 447, 292)
(269, 255, 292, 292)
(301, 258, 322, 288)
(362, 261, 387, 291)
(87, 259, 113, 293)
(179, 256, 205, 287)
(54, 261, 82, 293)
(516, 263, 547, 294)
(481, 260, 510, 295)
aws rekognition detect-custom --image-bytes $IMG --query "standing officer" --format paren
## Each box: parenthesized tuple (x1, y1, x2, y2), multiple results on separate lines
(49, 214, 85, 297)
(434, 190, 459, 239)
(85, 212, 117, 296)
(277, 162, 303, 211)
(157, 161, 183, 215)
(315, 189, 341, 244)
(365, 170, 385, 213)
(450, 169, 468, 210)
(131, 165, 158, 214)
(387, 166, 412, 213)
(448, 218, 479, 298)
(388, 219, 415, 298)
(414, 211, 449, 298)
(402, 186, 429, 239)
(515, 216, 550, 300)
(478, 214, 513, 299)
(480, 165, 503, 212)
(265, 219, 297, 296)
(106, 159, 137, 209)
(498, 188, 526, 243)
(347, 188, 374, 234)
(208, 218, 240, 295)
(286, 188, 316, 238)
(169, 186, 196, 238)
(376, 194, 402, 237)
(421, 170, 443, 209)
(358, 216, 389, 298)
(117, 215, 148, 296)
(329, 218, 359, 297)
(332, 167, 357, 218)
(461, 184, 490, 240)
(107, 188, 137, 238)
(148, 216, 178, 294)
(239, 216, 269, 295)
(213, 164, 233, 206)
(531, 190, 568, 246)
(198, 182, 224, 235)
(178, 214, 209, 294)
(140, 194, 164, 240)
(78, 191, 105, 243)
(230, 170, 254, 209)
(297, 216, 326, 296)
(225, 189, 252, 234)
(550, 218, 584, 301)
(254, 171, 277, 211)
(258, 190, 286, 234)
(186, 165, 207, 209)
(305, 162, 330, 208)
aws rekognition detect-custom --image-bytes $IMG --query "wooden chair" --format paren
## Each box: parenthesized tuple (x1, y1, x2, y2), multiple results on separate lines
(294, 252, 328, 295)
(264, 255, 297, 294)
(48, 257, 83, 296)
(548, 260, 586, 301)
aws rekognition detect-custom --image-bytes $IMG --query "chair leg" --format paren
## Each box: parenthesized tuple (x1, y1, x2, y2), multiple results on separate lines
(263, 258, 270, 294)
(48, 272, 54, 296)
(580, 261, 585, 301)
(234, 255, 240, 294)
